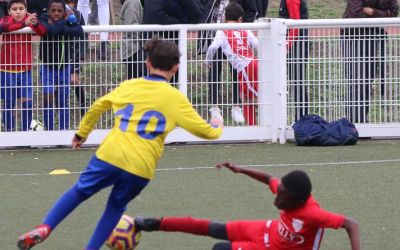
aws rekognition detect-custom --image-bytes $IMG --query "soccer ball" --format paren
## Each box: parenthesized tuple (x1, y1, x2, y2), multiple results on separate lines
(106, 214, 141, 250)
(30, 120, 44, 131)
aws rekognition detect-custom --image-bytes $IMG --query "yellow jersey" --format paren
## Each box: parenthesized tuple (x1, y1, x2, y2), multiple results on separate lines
(76, 76, 222, 179)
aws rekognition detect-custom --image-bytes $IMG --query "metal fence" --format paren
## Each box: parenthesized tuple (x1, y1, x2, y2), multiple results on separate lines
(282, 18, 400, 141)
(0, 18, 399, 147)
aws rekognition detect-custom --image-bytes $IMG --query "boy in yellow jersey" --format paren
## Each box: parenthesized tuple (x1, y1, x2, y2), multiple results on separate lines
(17, 37, 224, 250)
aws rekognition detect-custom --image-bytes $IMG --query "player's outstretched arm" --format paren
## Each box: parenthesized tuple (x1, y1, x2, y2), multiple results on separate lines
(342, 216, 360, 250)
(216, 161, 272, 185)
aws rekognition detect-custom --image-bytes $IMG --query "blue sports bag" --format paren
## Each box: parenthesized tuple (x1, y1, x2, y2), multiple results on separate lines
(292, 114, 359, 146)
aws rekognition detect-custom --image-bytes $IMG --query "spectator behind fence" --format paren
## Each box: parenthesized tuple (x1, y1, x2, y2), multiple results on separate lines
(142, 0, 203, 43)
(200, 0, 262, 125)
(206, 3, 259, 125)
(279, 0, 309, 122)
(341, 0, 399, 123)
(0, 0, 7, 18)
(39, 0, 84, 130)
(77, 0, 110, 60)
(66, 0, 87, 116)
(0, 0, 46, 131)
(120, 0, 144, 80)
(141, 0, 204, 81)
(27, 0, 48, 17)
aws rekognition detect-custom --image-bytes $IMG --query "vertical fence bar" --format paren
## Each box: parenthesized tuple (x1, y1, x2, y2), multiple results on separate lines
(178, 27, 188, 96)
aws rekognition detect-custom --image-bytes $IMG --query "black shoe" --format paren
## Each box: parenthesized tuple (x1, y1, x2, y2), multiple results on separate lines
(134, 216, 161, 231)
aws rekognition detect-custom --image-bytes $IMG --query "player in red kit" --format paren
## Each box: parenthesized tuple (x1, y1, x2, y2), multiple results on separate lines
(134, 161, 360, 250)
(205, 3, 258, 125)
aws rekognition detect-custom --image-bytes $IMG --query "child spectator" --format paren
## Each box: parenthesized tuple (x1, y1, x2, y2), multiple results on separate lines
(39, 0, 84, 130)
(66, 0, 87, 116)
(205, 2, 258, 125)
(0, 0, 46, 131)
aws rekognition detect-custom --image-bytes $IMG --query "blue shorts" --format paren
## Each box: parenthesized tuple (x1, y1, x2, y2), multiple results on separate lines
(40, 65, 71, 94)
(0, 70, 33, 100)
(76, 156, 149, 206)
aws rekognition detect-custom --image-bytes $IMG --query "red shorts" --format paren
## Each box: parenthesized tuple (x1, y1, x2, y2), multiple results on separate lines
(226, 220, 272, 250)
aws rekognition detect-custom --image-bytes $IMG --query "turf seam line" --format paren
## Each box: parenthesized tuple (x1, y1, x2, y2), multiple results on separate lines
(1, 158, 400, 176)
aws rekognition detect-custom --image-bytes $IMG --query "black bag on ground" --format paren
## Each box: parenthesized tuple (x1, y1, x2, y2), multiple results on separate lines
(292, 115, 359, 146)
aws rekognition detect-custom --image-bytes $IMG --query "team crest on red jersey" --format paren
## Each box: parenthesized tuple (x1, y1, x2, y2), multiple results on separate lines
(292, 219, 304, 233)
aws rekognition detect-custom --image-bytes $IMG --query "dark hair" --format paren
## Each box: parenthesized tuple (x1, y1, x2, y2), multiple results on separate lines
(48, 0, 66, 11)
(7, 0, 27, 10)
(225, 2, 245, 21)
(281, 170, 312, 202)
(143, 37, 180, 71)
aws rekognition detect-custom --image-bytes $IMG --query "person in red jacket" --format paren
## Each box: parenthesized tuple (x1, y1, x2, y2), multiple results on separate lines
(134, 161, 361, 250)
(0, 0, 46, 131)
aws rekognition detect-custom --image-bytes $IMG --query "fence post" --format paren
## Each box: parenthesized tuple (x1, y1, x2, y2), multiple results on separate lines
(257, 20, 274, 141)
(178, 27, 188, 96)
(269, 19, 288, 144)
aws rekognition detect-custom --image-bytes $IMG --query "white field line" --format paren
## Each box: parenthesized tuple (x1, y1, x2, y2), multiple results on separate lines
(1, 158, 400, 176)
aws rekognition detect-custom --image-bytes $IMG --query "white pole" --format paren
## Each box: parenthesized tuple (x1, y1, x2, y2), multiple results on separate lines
(178, 27, 188, 95)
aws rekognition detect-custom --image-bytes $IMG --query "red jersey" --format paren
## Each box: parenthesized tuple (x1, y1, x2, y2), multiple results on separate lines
(0, 15, 47, 72)
(205, 29, 258, 72)
(267, 178, 345, 249)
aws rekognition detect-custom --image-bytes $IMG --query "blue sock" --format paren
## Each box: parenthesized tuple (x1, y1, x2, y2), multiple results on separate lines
(86, 197, 126, 250)
(43, 185, 89, 229)
(22, 100, 32, 131)
(3, 99, 15, 131)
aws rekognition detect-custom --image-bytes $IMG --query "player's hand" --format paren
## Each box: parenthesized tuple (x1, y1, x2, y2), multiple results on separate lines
(72, 134, 86, 149)
(216, 161, 241, 173)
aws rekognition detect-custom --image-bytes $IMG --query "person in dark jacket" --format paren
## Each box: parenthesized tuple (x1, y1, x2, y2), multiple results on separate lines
(66, 0, 87, 116)
(279, 0, 309, 122)
(143, 0, 203, 25)
(341, 0, 399, 123)
(39, 0, 84, 130)
(27, 0, 48, 17)
(0, 0, 8, 18)
(142, 0, 204, 81)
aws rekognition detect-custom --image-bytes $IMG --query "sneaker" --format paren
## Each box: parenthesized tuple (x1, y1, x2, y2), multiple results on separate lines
(209, 107, 224, 122)
(231, 106, 245, 124)
(17, 224, 51, 250)
(134, 216, 161, 232)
